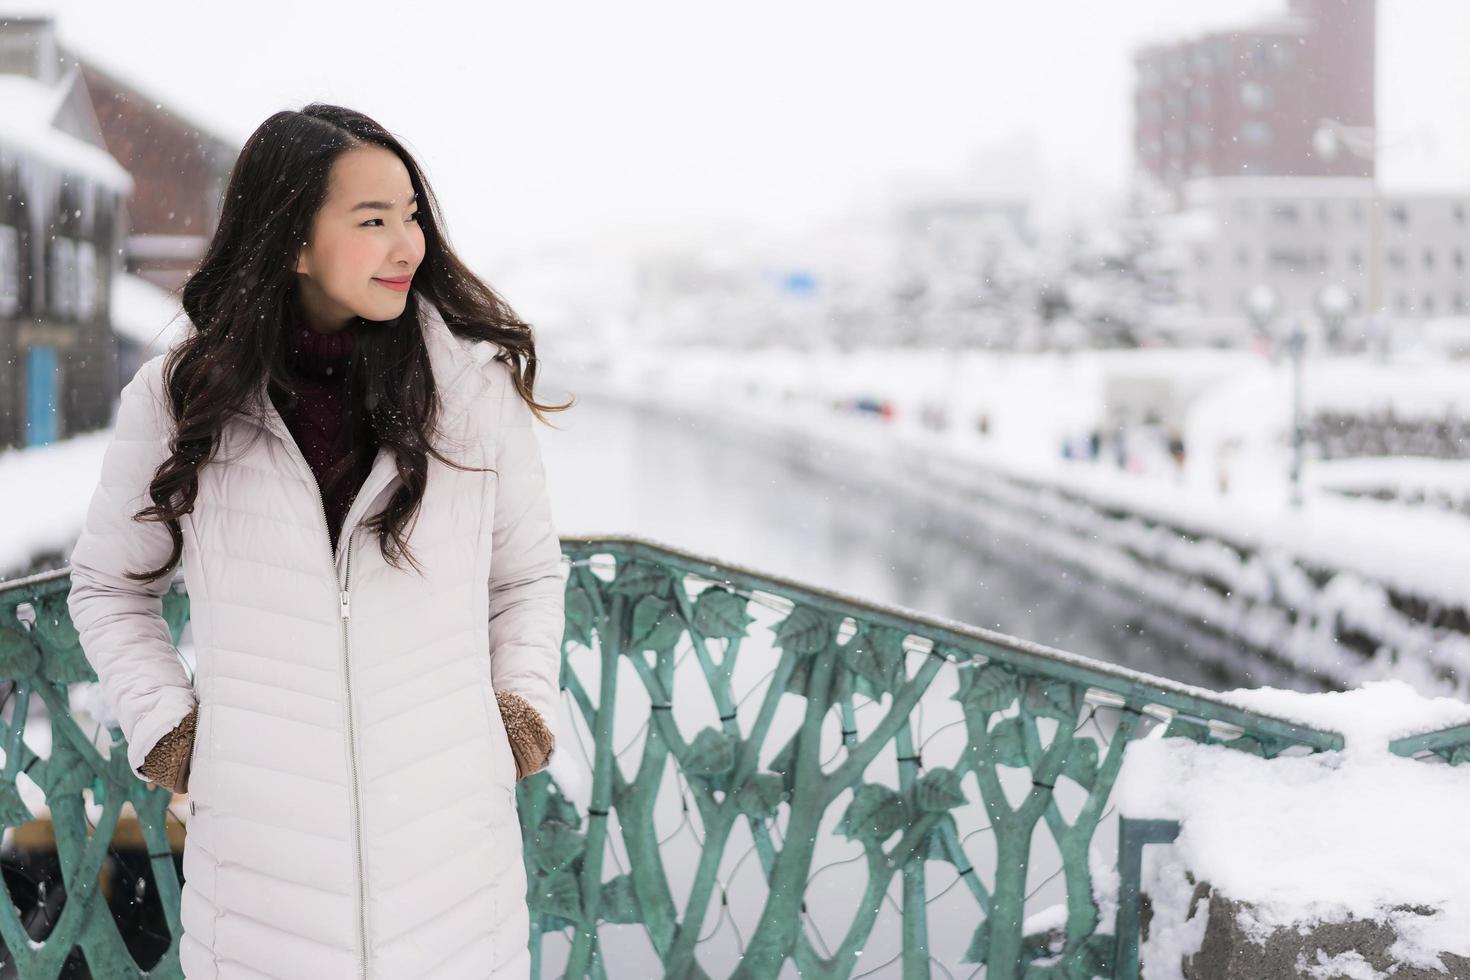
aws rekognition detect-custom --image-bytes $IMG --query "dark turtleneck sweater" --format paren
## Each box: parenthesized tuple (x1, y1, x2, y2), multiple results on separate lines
(268, 320, 377, 552)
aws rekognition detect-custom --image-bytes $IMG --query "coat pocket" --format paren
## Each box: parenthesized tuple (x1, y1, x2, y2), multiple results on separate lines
(478, 679, 518, 807)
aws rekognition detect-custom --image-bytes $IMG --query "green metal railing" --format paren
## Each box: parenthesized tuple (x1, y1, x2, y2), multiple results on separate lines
(0, 535, 1377, 978)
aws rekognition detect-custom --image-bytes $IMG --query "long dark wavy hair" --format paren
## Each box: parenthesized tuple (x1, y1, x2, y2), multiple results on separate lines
(125, 103, 572, 583)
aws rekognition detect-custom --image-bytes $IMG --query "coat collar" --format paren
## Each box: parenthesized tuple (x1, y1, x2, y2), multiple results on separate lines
(234, 294, 489, 559)
(237, 293, 482, 442)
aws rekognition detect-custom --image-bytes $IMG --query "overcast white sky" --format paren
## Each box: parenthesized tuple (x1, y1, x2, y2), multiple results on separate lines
(15, 0, 1470, 269)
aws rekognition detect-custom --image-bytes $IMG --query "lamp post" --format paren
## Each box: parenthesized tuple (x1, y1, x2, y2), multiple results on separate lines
(1315, 282, 1353, 351)
(1283, 315, 1307, 509)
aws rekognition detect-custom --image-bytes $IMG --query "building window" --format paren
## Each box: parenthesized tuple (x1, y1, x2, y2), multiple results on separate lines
(1390, 203, 1409, 225)
(1240, 81, 1270, 110)
(1396, 292, 1409, 313)
(1351, 203, 1364, 224)
(1424, 293, 1436, 314)
(1316, 202, 1331, 225)
(1241, 121, 1271, 145)
(1236, 246, 1252, 268)
(1424, 248, 1436, 271)
(1387, 248, 1405, 270)
(1454, 248, 1464, 271)
(48, 238, 77, 319)
(1349, 248, 1363, 269)
(0, 225, 17, 318)
(1455, 204, 1466, 225)
(1267, 247, 1312, 271)
(76, 242, 97, 321)
(1272, 203, 1299, 224)
(1454, 292, 1466, 313)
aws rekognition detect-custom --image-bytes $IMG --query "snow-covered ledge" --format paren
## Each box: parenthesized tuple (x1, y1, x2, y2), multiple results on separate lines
(1115, 681, 1470, 978)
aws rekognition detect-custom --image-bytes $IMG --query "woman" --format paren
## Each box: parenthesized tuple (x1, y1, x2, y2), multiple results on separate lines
(66, 104, 571, 978)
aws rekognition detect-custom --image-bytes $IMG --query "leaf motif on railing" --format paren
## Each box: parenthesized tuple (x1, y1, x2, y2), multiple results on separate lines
(1025, 677, 1081, 721)
(530, 821, 587, 875)
(691, 586, 752, 640)
(0, 625, 41, 677)
(955, 661, 1021, 713)
(783, 648, 849, 706)
(684, 727, 737, 778)
(845, 624, 907, 698)
(733, 773, 785, 819)
(985, 716, 1029, 768)
(30, 594, 93, 685)
(607, 557, 674, 598)
(38, 735, 92, 799)
(773, 605, 834, 658)
(914, 767, 968, 813)
(627, 594, 684, 655)
(536, 869, 585, 928)
(1061, 736, 1100, 791)
(563, 582, 597, 647)
(837, 783, 906, 845)
(599, 873, 642, 925)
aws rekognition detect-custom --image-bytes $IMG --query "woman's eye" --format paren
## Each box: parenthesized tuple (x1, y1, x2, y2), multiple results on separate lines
(363, 214, 422, 227)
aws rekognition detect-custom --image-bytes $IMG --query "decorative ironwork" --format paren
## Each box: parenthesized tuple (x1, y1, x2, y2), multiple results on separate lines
(0, 536, 1348, 978)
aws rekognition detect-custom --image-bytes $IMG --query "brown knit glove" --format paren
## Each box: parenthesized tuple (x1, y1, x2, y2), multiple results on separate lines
(495, 690, 554, 780)
(140, 705, 197, 794)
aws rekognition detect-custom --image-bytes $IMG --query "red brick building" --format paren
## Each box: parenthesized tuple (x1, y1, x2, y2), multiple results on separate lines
(1134, 0, 1376, 202)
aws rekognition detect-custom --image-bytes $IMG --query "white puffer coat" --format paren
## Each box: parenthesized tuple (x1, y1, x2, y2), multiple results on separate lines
(66, 295, 565, 978)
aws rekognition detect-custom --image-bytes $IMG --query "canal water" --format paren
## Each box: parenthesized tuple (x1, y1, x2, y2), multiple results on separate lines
(537, 386, 1260, 693)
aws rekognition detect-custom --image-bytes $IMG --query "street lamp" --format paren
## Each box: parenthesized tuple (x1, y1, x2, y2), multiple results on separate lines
(1315, 282, 1353, 351)
(1245, 283, 1280, 345)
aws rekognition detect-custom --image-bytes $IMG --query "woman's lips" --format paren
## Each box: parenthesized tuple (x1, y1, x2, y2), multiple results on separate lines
(374, 277, 412, 292)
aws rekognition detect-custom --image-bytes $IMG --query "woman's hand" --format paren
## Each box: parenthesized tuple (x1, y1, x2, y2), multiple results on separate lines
(495, 689, 553, 781)
(139, 705, 198, 794)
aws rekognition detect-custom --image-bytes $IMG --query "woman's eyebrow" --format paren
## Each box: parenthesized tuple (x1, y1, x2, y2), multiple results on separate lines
(350, 193, 419, 212)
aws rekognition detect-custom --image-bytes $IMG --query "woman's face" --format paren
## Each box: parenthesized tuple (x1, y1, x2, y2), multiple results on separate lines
(293, 145, 426, 332)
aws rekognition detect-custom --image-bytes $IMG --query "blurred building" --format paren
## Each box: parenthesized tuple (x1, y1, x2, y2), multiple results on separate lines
(0, 15, 235, 450)
(1133, 0, 1376, 201)
(1162, 177, 1470, 330)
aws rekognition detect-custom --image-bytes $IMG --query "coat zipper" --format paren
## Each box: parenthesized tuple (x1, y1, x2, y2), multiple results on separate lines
(291, 442, 370, 979)
(339, 528, 367, 980)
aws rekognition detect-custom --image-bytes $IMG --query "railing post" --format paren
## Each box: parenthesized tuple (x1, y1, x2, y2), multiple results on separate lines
(1113, 817, 1180, 980)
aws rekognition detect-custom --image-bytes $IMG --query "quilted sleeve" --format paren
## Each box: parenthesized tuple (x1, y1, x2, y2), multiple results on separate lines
(67, 357, 198, 781)
(486, 362, 566, 775)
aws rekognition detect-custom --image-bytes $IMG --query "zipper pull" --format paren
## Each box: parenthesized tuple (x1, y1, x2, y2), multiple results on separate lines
(340, 589, 351, 619)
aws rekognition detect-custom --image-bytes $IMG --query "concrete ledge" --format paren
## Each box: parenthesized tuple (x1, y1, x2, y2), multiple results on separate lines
(1143, 881, 1470, 979)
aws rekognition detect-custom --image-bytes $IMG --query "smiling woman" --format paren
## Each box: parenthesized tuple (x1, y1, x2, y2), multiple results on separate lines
(294, 146, 427, 332)
(65, 102, 573, 979)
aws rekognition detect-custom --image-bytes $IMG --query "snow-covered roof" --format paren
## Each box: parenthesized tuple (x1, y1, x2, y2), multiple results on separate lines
(0, 72, 132, 191)
(111, 273, 188, 354)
